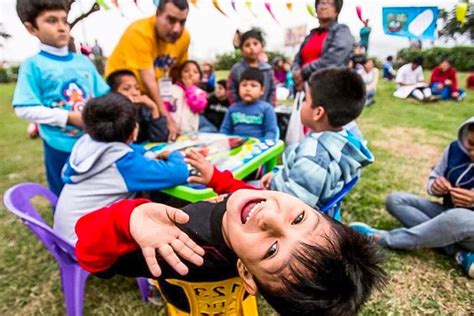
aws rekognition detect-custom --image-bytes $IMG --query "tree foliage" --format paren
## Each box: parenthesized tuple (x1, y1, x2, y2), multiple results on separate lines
(439, 2, 473, 43)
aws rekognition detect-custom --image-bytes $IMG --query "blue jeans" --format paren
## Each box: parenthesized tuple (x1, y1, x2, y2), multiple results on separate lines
(198, 115, 218, 133)
(43, 141, 69, 197)
(430, 83, 466, 100)
(382, 192, 474, 254)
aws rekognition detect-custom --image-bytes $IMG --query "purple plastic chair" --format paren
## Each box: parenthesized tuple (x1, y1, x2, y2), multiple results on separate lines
(3, 183, 149, 316)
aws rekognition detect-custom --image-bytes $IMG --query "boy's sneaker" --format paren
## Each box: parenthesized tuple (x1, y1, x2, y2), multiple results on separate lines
(455, 250, 474, 278)
(349, 222, 384, 237)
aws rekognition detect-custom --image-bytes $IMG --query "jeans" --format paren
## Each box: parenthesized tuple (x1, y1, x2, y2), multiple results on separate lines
(430, 83, 466, 100)
(43, 141, 69, 197)
(382, 192, 474, 253)
(198, 115, 218, 133)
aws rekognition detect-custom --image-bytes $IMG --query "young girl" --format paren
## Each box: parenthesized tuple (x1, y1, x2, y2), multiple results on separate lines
(228, 29, 276, 105)
(167, 61, 208, 133)
(358, 58, 379, 106)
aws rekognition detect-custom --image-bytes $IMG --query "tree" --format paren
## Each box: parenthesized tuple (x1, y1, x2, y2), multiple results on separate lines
(439, 2, 473, 43)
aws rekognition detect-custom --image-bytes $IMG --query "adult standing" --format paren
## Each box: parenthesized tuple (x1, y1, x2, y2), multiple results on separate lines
(106, 0, 190, 141)
(359, 19, 371, 53)
(292, 0, 354, 91)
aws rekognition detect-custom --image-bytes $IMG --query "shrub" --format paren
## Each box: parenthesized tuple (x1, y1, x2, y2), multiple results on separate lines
(214, 50, 289, 70)
(396, 46, 474, 71)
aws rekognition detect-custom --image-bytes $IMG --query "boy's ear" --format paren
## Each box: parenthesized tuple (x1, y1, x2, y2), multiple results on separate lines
(312, 105, 326, 122)
(260, 85, 265, 96)
(24, 22, 38, 35)
(237, 259, 258, 295)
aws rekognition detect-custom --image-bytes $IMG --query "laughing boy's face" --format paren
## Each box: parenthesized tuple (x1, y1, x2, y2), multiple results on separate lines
(222, 190, 334, 292)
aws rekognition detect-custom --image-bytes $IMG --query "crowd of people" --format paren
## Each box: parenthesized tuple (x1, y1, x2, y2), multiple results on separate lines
(8, 0, 474, 314)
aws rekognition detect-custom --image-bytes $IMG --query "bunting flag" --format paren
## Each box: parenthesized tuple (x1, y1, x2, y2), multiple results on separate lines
(212, 0, 227, 16)
(306, 4, 316, 17)
(245, 0, 257, 17)
(264, 2, 280, 24)
(96, 0, 110, 10)
(456, 2, 468, 25)
(286, 2, 293, 11)
(231, 0, 237, 12)
(356, 6, 364, 23)
(111, 0, 119, 8)
(189, 0, 198, 7)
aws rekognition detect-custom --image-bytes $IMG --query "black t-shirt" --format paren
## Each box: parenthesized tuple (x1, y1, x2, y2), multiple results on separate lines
(203, 95, 230, 129)
(96, 199, 239, 312)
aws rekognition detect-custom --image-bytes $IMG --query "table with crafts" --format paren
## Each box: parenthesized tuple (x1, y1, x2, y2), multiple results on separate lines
(145, 133, 285, 202)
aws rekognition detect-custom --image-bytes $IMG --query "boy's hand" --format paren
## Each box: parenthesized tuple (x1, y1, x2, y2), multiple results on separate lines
(132, 95, 160, 119)
(431, 176, 451, 195)
(167, 118, 179, 141)
(130, 203, 205, 277)
(450, 188, 474, 208)
(155, 151, 170, 160)
(260, 172, 274, 189)
(185, 149, 213, 185)
(67, 111, 84, 128)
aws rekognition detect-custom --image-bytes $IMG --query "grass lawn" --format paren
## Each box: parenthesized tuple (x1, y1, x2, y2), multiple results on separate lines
(1, 73, 473, 315)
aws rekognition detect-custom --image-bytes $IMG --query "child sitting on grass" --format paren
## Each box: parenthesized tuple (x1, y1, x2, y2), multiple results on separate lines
(167, 60, 208, 134)
(75, 189, 387, 315)
(219, 67, 277, 140)
(53, 93, 189, 244)
(107, 69, 169, 143)
(351, 117, 474, 278)
(190, 68, 373, 216)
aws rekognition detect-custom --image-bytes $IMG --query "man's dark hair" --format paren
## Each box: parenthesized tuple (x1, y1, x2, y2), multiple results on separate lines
(157, 0, 189, 12)
(82, 93, 137, 143)
(412, 56, 424, 66)
(315, 0, 344, 13)
(255, 219, 387, 316)
(106, 69, 136, 92)
(386, 56, 393, 61)
(217, 79, 227, 90)
(16, 0, 69, 26)
(240, 67, 264, 87)
(308, 68, 365, 127)
(240, 29, 265, 48)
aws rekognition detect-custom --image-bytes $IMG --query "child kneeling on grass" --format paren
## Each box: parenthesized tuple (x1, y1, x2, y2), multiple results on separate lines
(75, 189, 387, 315)
(192, 68, 373, 215)
(53, 93, 189, 244)
(351, 117, 474, 278)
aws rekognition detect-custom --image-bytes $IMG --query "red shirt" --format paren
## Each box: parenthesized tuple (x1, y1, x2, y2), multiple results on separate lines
(430, 66, 459, 92)
(300, 30, 329, 66)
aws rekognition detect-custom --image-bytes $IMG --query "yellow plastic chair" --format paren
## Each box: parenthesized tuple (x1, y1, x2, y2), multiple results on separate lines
(154, 277, 258, 316)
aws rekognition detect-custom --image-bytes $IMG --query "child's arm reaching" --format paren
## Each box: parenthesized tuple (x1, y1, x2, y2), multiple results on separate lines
(185, 149, 259, 194)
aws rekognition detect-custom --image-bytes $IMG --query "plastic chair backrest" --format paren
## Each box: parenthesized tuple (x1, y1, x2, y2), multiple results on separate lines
(154, 277, 258, 316)
(319, 176, 359, 219)
(3, 183, 77, 266)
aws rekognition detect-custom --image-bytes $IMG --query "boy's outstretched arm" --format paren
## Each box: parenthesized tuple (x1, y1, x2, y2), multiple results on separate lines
(75, 199, 205, 277)
(185, 149, 259, 194)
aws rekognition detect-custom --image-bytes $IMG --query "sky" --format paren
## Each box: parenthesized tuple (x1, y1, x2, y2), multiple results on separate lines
(0, 0, 464, 64)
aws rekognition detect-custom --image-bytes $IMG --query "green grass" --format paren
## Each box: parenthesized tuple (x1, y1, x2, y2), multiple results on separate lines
(1, 74, 473, 315)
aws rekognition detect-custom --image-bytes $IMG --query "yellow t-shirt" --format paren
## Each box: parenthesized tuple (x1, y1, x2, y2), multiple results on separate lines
(106, 16, 190, 90)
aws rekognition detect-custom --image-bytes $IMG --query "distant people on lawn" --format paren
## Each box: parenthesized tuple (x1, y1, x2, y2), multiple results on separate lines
(358, 58, 379, 106)
(359, 19, 371, 53)
(467, 73, 474, 90)
(394, 57, 435, 102)
(382, 56, 396, 81)
(430, 58, 466, 101)
(351, 117, 474, 279)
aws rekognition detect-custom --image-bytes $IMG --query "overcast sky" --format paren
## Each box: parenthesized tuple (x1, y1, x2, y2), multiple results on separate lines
(0, 0, 463, 63)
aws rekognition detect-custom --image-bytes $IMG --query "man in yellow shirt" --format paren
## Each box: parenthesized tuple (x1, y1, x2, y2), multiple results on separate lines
(106, 0, 190, 140)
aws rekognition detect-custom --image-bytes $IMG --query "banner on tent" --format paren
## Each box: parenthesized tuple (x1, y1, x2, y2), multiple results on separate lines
(382, 7, 438, 40)
(284, 25, 307, 47)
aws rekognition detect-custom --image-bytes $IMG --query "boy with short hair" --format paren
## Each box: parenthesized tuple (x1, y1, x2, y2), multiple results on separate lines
(220, 67, 277, 140)
(351, 118, 474, 278)
(54, 93, 189, 244)
(75, 189, 387, 315)
(189, 68, 373, 215)
(13, 0, 110, 196)
(107, 69, 169, 143)
(202, 79, 230, 130)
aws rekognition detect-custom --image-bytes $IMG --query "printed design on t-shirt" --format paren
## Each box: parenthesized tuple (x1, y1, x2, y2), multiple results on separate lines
(231, 112, 263, 125)
(154, 54, 177, 72)
(61, 80, 89, 112)
(209, 103, 229, 113)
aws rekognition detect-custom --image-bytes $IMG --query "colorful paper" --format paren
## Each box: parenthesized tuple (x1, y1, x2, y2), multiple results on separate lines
(456, 2, 468, 25)
(264, 2, 279, 24)
(306, 4, 316, 17)
(286, 2, 293, 11)
(96, 0, 110, 10)
(212, 0, 227, 16)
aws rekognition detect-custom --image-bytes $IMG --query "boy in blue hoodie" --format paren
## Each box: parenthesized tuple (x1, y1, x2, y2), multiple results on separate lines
(54, 93, 189, 244)
(188, 68, 373, 217)
(351, 118, 474, 278)
(12, 0, 110, 196)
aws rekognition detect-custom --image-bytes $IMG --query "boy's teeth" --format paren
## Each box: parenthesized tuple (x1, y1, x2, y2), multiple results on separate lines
(244, 201, 264, 223)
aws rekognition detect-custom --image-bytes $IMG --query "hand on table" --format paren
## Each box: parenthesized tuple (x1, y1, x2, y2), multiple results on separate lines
(431, 176, 451, 195)
(167, 118, 179, 142)
(185, 149, 214, 185)
(260, 172, 274, 189)
(450, 187, 474, 208)
(130, 202, 205, 277)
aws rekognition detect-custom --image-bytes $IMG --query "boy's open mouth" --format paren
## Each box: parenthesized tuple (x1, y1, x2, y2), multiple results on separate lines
(241, 198, 266, 224)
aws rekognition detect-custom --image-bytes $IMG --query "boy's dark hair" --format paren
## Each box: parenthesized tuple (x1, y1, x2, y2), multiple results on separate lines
(217, 79, 227, 90)
(240, 29, 265, 48)
(82, 93, 137, 143)
(17, 0, 69, 26)
(240, 67, 264, 87)
(308, 68, 365, 127)
(386, 56, 393, 61)
(157, 0, 189, 12)
(315, 0, 344, 13)
(106, 69, 136, 92)
(255, 219, 387, 316)
(412, 56, 424, 66)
